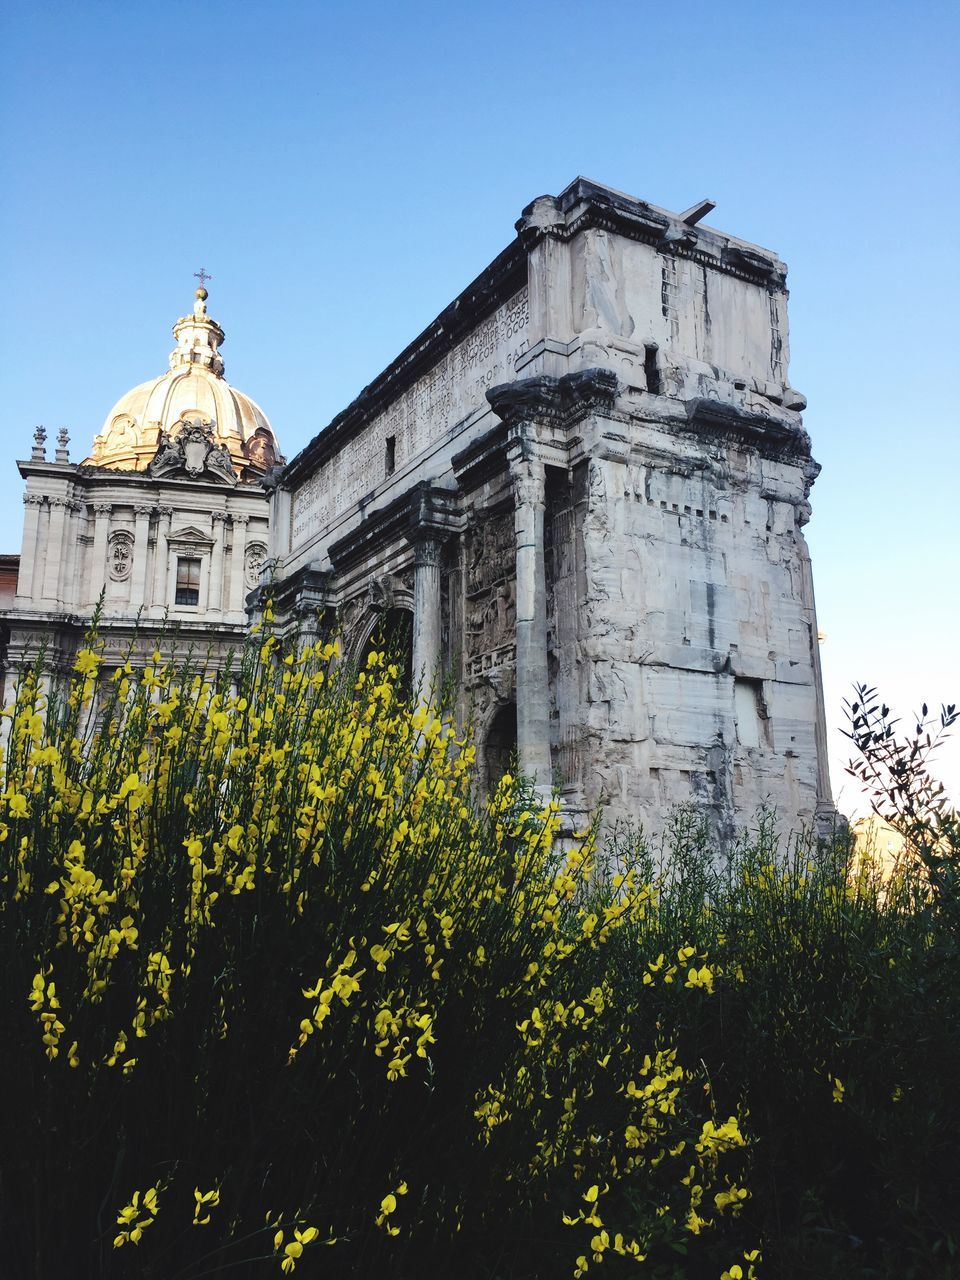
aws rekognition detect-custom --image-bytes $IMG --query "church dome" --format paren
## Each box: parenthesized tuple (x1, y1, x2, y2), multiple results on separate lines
(85, 286, 283, 479)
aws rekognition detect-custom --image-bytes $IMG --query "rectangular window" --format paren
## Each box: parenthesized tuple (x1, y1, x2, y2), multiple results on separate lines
(175, 556, 201, 606)
(644, 344, 661, 395)
(385, 434, 396, 477)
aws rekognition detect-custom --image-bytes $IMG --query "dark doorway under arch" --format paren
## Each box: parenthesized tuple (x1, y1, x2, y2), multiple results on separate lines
(484, 701, 518, 795)
(359, 607, 414, 698)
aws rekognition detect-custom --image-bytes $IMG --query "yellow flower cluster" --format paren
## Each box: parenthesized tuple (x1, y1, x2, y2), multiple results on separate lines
(114, 1186, 159, 1247)
(273, 1224, 320, 1272)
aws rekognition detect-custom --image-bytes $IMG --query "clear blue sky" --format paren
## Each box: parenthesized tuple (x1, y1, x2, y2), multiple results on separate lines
(1, 0, 957, 809)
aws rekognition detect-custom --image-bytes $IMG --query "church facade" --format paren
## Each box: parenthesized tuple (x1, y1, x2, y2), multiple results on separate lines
(262, 178, 834, 836)
(3, 286, 281, 681)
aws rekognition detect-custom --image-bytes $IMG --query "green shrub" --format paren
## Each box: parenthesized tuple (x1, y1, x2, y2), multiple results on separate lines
(2, 632, 955, 1278)
(0, 630, 752, 1279)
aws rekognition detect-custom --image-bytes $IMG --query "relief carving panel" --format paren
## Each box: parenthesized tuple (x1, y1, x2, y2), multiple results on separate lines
(464, 509, 517, 682)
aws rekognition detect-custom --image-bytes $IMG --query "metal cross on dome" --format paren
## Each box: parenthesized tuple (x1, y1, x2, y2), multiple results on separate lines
(194, 267, 212, 289)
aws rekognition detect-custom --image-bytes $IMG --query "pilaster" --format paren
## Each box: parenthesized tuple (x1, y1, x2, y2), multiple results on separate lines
(798, 528, 836, 823)
(229, 515, 250, 616)
(150, 507, 172, 616)
(516, 195, 575, 378)
(42, 498, 69, 602)
(267, 485, 292, 561)
(89, 503, 112, 605)
(59, 500, 83, 610)
(130, 506, 152, 611)
(209, 511, 228, 615)
(17, 494, 44, 602)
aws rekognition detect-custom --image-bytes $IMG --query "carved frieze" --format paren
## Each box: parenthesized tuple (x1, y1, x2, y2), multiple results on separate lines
(466, 509, 514, 597)
(464, 509, 517, 675)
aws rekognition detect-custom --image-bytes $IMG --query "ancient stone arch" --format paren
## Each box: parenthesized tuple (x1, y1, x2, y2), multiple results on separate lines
(350, 605, 414, 696)
(478, 699, 518, 798)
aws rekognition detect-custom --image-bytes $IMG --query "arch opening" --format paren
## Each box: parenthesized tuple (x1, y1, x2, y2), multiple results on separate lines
(484, 701, 518, 796)
(358, 607, 414, 698)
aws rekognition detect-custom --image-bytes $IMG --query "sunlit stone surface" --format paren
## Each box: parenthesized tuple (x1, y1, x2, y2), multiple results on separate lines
(265, 178, 833, 837)
(3, 289, 279, 679)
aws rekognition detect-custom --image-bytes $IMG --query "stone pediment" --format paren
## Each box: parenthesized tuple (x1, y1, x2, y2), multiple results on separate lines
(148, 418, 239, 485)
(168, 525, 215, 546)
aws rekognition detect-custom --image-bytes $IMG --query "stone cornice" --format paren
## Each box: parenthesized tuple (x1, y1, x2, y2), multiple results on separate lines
(279, 178, 789, 492)
(517, 178, 788, 288)
(15, 459, 269, 498)
(247, 564, 334, 623)
(486, 368, 619, 428)
(680, 397, 814, 465)
(450, 422, 510, 492)
(328, 484, 460, 574)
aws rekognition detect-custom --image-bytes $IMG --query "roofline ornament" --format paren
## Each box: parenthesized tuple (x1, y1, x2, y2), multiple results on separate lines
(148, 418, 239, 485)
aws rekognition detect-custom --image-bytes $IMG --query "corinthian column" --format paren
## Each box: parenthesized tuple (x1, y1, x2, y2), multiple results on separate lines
(411, 534, 442, 700)
(509, 449, 552, 790)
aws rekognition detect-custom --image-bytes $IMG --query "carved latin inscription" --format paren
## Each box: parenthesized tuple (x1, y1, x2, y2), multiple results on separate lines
(291, 289, 529, 541)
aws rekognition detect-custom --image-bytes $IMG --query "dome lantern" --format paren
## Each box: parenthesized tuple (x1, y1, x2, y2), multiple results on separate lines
(168, 287, 226, 377)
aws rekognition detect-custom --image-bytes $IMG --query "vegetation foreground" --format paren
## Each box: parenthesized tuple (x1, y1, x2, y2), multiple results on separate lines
(0, 628, 956, 1278)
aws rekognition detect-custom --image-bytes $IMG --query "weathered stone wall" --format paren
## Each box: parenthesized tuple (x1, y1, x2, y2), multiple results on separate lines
(266, 178, 832, 839)
(288, 288, 529, 560)
(560, 432, 822, 837)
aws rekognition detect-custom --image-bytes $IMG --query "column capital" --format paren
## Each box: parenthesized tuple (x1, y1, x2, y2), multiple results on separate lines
(134, 504, 153, 518)
(411, 537, 442, 569)
(155, 505, 173, 519)
(211, 510, 229, 523)
(92, 502, 113, 517)
(49, 496, 71, 510)
(508, 452, 547, 510)
(232, 514, 250, 527)
(23, 493, 45, 507)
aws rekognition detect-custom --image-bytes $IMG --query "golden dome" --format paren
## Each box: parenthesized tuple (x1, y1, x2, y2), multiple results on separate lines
(86, 287, 282, 479)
